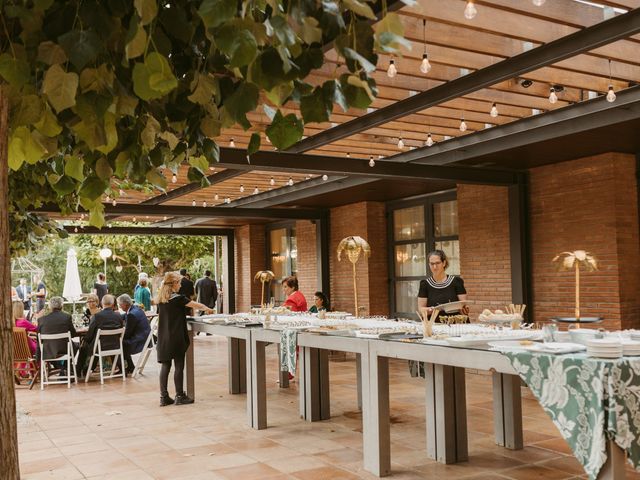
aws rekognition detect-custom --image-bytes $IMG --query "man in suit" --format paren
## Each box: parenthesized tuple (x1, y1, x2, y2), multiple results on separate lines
(16, 278, 31, 312)
(195, 270, 218, 313)
(118, 294, 151, 375)
(77, 294, 124, 375)
(178, 268, 195, 299)
(37, 297, 77, 369)
(33, 275, 47, 313)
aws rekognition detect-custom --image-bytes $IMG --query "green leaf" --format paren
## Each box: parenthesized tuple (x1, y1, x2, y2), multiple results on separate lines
(247, 132, 261, 156)
(198, 0, 237, 29)
(89, 203, 106, 228)
(373, 10, 413, 52)
(224, 82, 259, 130)
(52, 176, 77, 195)
(342, 0, 376, 19)
(114, 152, 130, 178)
(36, 41, 68, 65)
(200, 115, 222, 138)
(187, 72, 219, 105)
(217, 28, 258, 68)
(42, 64, 78, 112)
(12, 95, 44, 127)
(64, 155, 85, 181)
(141, 115, 161, 148)
(79, 65, 114, 93)
(79, 176, 109, 201)
(265, 82, 294, 106)
(34, 107, 63, 136)
(116, 94, 139, 117)
(134, 0, 158, 26)
(0, 53, 30, 87)
(158, 131, 179, 150)
(96, 112, 118, 154)
(343, 47, 376, 73)
(95, 157, 113, 180)
(146, 169, 167, 190)
(300, 87, 332, 124)
(341, 74, 375, 108)
(266, 110, 303, 150)
(323, 79, 348, 112)
(126, 23, 147, 60)
(132, 52, 178, 100)
(270, 16, 297, 46)
(8, 127, 47, 170)
(188, 155, 209, 174)
(202, 138, 220, 163)
(71, 119, 105, 151)
(301, 17, 323, 44)
(58, 30, 102, 70)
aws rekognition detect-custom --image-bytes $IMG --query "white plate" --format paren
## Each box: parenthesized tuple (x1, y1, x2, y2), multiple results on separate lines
(447, 332, 534, 347)
(533, 342, 587, 354)
(488, 341, 537, 352)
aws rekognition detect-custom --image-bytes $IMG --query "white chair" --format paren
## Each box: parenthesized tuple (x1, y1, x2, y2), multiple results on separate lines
(38, 332, 78, 390)
(85, 328, 126, 384)
(133, 317, 158, 378)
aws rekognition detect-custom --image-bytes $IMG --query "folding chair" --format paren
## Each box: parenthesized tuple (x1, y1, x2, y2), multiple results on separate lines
(12, 327, 39, 390)
(85, 328, 126, 384)
(38, 332, 78, 390)
(133, 317, 158, 378)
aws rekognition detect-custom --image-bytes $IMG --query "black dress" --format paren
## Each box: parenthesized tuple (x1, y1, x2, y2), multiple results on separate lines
(418, 275, 467, 317)
(94, 282, 108, 303)
(156, 293, 190, 363)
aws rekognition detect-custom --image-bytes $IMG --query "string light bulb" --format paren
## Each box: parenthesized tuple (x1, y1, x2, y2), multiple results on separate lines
(132, 217, 137, 222)
(202, 201, 207, 207)
(192, 199, 196, 207)
(368, 156, 375, 167)
(387, 59, 397, 78)
(225, 197, 231, 204)
(397, 137, 404, 149)
(322, 174, 328, 181)
(105, 195, 110, 202)
(269, 177, 275, 186)
(459, 118, 467, 132)
(287, 177, 294, 186)
(239, 184, 244, 193)
(606, 59, 616, 103)
(214, 193, 219, 200)
(346, 152, 350, 158)
(420, 20, 431, 74)
(490, 103, 499, 118)
(229, 138, 235, 148)
(532, 0, 545, 5)
(112, 199, 117, 206)
(549, 87, 558, 104)
(74, 226, 78, 233)
(171, 173, 177, 183)
(253, 186, 259, 195)
(464, 0, 477, 19)
(163, 216, 168, 221)
(426, 133, 434, 147)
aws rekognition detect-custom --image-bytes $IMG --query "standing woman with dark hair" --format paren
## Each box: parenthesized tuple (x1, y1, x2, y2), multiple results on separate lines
(156, 271, 214, 406)
(418, 250, 469, 318)
(282, 276, 307, 312)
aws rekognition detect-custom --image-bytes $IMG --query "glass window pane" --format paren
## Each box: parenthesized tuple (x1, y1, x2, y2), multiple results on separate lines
(433, 200, 458, 237)
(269, 228, 289, 279)
(435, 240, 460, 275)
(393, 206, 425, 241)
(395, 280, 421, 314)
(290, 228, 297, 275)
(395, 243, 426, 277)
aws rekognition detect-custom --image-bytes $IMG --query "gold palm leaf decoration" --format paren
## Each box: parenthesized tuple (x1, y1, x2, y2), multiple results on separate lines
(552, 250, 598, 322)
(337, 236, 371, 316)
(254, 270, 275, 307)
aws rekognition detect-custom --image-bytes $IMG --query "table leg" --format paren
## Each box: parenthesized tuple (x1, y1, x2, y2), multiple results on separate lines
(425, 364, 468, 463)
(228, 338, 247, 394)
(356, 353, 363, 411)
(247, 339, 267, 430)
(492, 372, 523, 450)
(277, 344, 289, 388)
(363, 352, 391, 477)
(598, 439, 626, 480)
(186, 329, 195, 400)
(299, 347, 331, 421)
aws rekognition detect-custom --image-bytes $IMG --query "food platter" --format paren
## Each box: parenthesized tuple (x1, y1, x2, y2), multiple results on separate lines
(551, 317, 603, 324)
(434, 300, 473, 313)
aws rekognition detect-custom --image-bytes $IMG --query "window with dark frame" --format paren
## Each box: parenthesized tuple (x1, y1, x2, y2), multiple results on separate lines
(266, 223, 297, 304)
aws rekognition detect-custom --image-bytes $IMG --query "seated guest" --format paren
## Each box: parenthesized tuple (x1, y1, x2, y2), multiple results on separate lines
(13, 300, 36, 355)
(37, 296, 77, 363)
(118, 294, 151, 375)
(134, 278, 152, 311)
(82, 294, 102, 326)
(281, 276, 307, 312)
(77, 294, 124, 375)
(308, 291, 330, 314)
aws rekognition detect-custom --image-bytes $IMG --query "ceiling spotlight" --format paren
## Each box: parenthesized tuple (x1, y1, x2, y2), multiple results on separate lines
(322, 174, 328, 181)
(239, 184, 244, 193)
(387, 59, 397, 78)
(464, 0, 477, 19)
(426, 133, 434, 147)
(459, 119, 467, 132)
(253, 186, 259, 195)
(549, 87, 558, 104)
(490, 103, 499, 118)
(229, 138, 235, 148)
(171, 173, 177, 183)
(202, 201, 207, 207)
(269, 177, 275, 186)
(287, 177, 294, 186)
(369, 156, 375, 167)
(532, 0, 545, 5)
(397, 137, 404, 149)
(519, 78, 533, 88)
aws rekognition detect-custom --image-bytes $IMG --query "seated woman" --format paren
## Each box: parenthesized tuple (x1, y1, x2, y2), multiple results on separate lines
(308, 291, 330, 313)
(13, 300, 37, 355)
(282, 276, 307, 312)
(82, 294, 102, 326)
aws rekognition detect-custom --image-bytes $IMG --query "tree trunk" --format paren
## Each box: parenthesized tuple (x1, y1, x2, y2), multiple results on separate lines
(0, 86, 20, 477)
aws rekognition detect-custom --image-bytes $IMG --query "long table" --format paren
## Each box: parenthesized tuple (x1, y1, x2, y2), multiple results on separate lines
(185, 320, 630, 479)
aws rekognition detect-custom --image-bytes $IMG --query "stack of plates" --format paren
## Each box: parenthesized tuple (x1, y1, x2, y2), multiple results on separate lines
(630, 332, 640, 342)
(586, 338, 623, 358)
(621, 339, 640, 356)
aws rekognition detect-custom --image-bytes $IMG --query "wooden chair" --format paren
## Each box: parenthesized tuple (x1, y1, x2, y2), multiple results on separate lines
(12, 327, 39, 390)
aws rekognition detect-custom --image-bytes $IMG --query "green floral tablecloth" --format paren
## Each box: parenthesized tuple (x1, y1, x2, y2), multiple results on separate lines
(279, 329, 298, 375)
(503, 351, 640, 479)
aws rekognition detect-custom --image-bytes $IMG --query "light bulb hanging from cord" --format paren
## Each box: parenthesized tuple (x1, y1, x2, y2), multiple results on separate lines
(549, 86, 558, 104)
(253, 186, 259, 195)
(171, 173, 177, 183)
(346, 152, 351, 158)
(202, 201, 207, 207)
(214, 193, 219, 201)
(287, 177, 294, 186)
(532, 0, 545, 5)
(606, 59, 616, 103)
(420, 20, 431, 74)
(322, 174, 328, 181)
(397, 137, 404, 149)
(459, 118, 467, 132)
(269, 177, 275, 186)
(239, 184, 244, 193)
(191, 199, 196, 207)
(387, 59, 397, 78)
(369, 156, 375, 167)
(490, 103, 499, 118)
(464, 0, 477, 19)
(229, 138, 235, 148)
(426, 133, 434, 147)
(225, 197, 230, 204)
(112, 199, 117, 206)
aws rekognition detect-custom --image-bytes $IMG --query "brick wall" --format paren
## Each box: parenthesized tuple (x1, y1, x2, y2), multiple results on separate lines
(330, 202, 389, 316)
(295, 220, 318, 305)
(529, 153, 639, 330)
(457, 184, 513, 319)
(234, 224, 266, 312)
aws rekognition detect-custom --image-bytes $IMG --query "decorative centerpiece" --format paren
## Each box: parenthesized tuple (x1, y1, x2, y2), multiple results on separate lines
(551, 250, 601, 327)
(253, 270, 275, 308)
(337, 236, 371, 317)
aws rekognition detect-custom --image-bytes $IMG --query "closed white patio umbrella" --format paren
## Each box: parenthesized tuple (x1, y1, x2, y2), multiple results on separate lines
(63, 248, 83, 308)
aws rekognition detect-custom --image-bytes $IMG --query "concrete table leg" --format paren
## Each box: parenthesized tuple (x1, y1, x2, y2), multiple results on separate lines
(276, 344, 289, 388)
(247, 339, 267, 430)
(299, 347, 330, 421)
(356, 353, 363, 411)
(228, 338, 247, 394)
(598, 439, 626, 479)
(425, 364, 468, 464)
(186, 329, 195, 400)
(492, 372, 523, 450)
(363, 352, 391, 477)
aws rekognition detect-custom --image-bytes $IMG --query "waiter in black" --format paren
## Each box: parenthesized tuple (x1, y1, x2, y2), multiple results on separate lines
(194, 270, 218, 314)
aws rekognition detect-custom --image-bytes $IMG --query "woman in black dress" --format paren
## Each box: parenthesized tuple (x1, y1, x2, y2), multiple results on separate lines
(418, 249, 469, 319)
(156, 271, 213, 406)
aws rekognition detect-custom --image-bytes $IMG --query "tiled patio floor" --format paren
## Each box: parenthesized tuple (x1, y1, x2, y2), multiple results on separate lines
(16, 335, 640, 479)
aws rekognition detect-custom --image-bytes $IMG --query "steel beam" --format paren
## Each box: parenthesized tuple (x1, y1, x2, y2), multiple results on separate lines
(141, 169, 245, 205)
(65, 226, 234, 236)
(288, 8, 640, 153)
